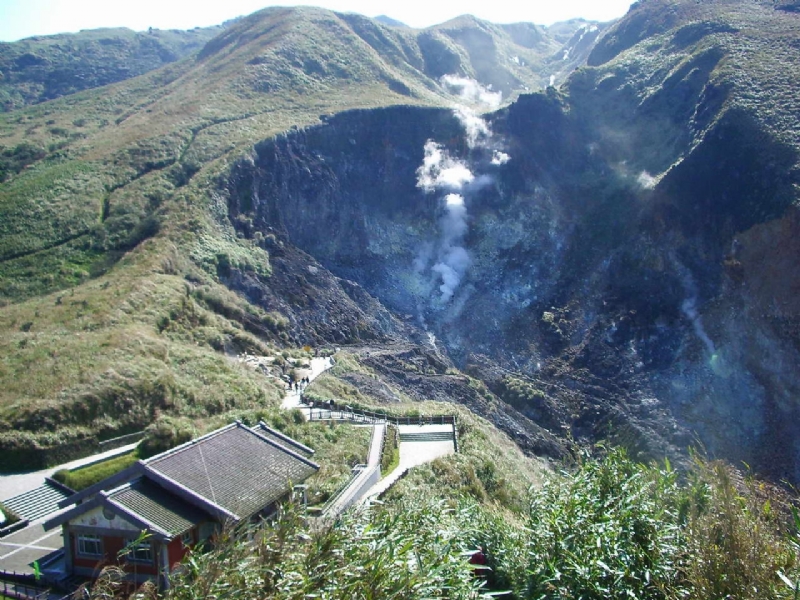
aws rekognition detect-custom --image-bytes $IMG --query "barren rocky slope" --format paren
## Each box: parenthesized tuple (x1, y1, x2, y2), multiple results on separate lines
(221, 0, 800, 479)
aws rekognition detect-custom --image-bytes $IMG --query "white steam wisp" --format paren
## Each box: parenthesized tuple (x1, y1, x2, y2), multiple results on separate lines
(441, 75, 502, 109)
(417, 140, 475, 191)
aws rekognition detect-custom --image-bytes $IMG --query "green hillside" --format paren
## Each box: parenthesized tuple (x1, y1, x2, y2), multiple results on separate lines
(0, 25, 228, 111)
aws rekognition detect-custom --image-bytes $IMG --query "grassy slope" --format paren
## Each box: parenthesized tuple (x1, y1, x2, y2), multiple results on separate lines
(0, 25, 227, 111)
(569, 0, 800, 174)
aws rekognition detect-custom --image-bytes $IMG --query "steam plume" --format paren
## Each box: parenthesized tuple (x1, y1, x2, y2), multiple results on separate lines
(441, 75, 502, 108)
(672, 253, 717, 357)
(414, 76, 511, 305)
(681, 297, 716, 356)
(454, 106, 491, 148)
(417, 140, 474, 191)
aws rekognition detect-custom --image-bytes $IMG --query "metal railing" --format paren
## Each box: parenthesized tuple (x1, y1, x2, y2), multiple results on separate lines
(0, 571, 53, 600)
(318, 424, 384, 522)
(307, 404, 458, 453)
(307, 404, 456, 427)
(98, 430, 145, 450)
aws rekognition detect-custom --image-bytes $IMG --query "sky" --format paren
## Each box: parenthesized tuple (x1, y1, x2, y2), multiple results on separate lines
(0, 0, 634, 42)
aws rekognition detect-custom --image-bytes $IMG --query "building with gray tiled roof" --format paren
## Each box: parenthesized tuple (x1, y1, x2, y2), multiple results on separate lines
(44, 421, 318, 588)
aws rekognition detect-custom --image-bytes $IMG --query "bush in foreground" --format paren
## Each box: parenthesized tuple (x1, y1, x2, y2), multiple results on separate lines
(82, 450, 800, 600)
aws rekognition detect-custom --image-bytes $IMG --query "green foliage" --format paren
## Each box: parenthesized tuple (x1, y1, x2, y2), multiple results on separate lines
(137, 415, 197, 459)
(512, 448, 684, 599)
(0, 426, 98, 471)
(0, 501, 21, 526)
(52, 450, 139, 490)
(163, 497, 488, 600)
(0, 142, 46, 181)
(681, 457, 797, 600)
(0, 26, 225, 111)
(477, 449, 800, 600)
(380, 424, 399, 476)
(778, 508, 800, 598)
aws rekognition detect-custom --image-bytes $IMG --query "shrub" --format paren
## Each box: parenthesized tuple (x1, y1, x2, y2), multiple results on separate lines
(681, 458, 797, 600)
(505, 448, 686, 599)
(380, 424, 399, 476)
(164, 497, 486, 600)
(52, 450, 139, 491)
(137, 415, 197, 459)
(0, 501, 21, 526)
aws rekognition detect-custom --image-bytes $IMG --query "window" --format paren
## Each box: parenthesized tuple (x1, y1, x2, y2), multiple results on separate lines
(126, 541, 153, 563)
(181, 530, 193, 547)
(77, 534, 103, 557)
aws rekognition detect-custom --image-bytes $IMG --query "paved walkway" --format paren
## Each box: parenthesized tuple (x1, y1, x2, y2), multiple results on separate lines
(0, 522, 63, 574)
(321, 424, 385, 521)
(281, 356, 334, 412)
(362, 424, 455, 502)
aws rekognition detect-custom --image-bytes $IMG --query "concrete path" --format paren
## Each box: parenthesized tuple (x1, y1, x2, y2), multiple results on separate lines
(362, 424, 455, 502)
(0, 522, 63, 574)
(0, 442, 140, 504)
(281, 356, 333, 412)
(321, 424, 385, 521)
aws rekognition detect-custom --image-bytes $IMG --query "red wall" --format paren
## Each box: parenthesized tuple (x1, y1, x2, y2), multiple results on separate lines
(71, 533, 158, 576)
(167, 537, 189, 569)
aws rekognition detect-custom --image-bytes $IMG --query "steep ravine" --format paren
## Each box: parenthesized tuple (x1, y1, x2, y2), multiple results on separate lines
(220, 92, 800, 481)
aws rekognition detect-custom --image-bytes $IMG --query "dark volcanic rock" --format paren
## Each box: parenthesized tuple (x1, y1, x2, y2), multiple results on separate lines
(216, 0, 800, 483)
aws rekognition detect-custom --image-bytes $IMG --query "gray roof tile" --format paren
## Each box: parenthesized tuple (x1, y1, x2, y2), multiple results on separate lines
(110, 480, 207, 537)
(146, 424, 319, 519)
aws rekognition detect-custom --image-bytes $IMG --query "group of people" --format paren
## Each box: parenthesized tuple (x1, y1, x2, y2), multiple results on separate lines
(287, 376, 311, 392)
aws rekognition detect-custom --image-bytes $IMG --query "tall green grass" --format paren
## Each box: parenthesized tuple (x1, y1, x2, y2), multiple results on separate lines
(52, 450, 139, 491)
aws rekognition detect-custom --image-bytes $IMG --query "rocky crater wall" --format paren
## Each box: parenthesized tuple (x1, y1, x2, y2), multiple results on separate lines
(222, 90, 800, 482)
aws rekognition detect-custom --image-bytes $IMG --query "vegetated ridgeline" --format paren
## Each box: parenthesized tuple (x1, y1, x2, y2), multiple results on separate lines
(2, 1, 800, 595)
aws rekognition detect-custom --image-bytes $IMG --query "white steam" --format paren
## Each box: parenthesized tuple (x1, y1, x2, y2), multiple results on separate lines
(672, 253, 717, 359)
(492, 150, 511, 165)
(416, 142, 474, 303)
(441, 74, 502, 109)
(414, 77, 511, 305)
(416, 140, 475, 191)
(454, 106, 491, 148)
(637, 171, 657, 190)
(434, 193, 470, 302)
(681, 297, 716, 356)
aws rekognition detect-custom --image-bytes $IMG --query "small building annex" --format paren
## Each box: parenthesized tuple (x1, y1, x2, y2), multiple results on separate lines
(44, 421, 319, 588)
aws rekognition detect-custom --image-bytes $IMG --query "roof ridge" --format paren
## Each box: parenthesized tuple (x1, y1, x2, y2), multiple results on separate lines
(242, 422, 320, 470)
(255, 420, 315, 455)
(142, 463, 239, 522)
(104, 496, 172, 541)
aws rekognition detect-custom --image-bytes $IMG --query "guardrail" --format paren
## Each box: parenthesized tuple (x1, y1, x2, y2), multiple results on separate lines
(320, 465, 366, 515)
(307, 405, 456, 426)
(0, 570, 52, 600)
(318, 425, 384, 522)
(98, 430, 145, 450)
(307, 405, 458, 453)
